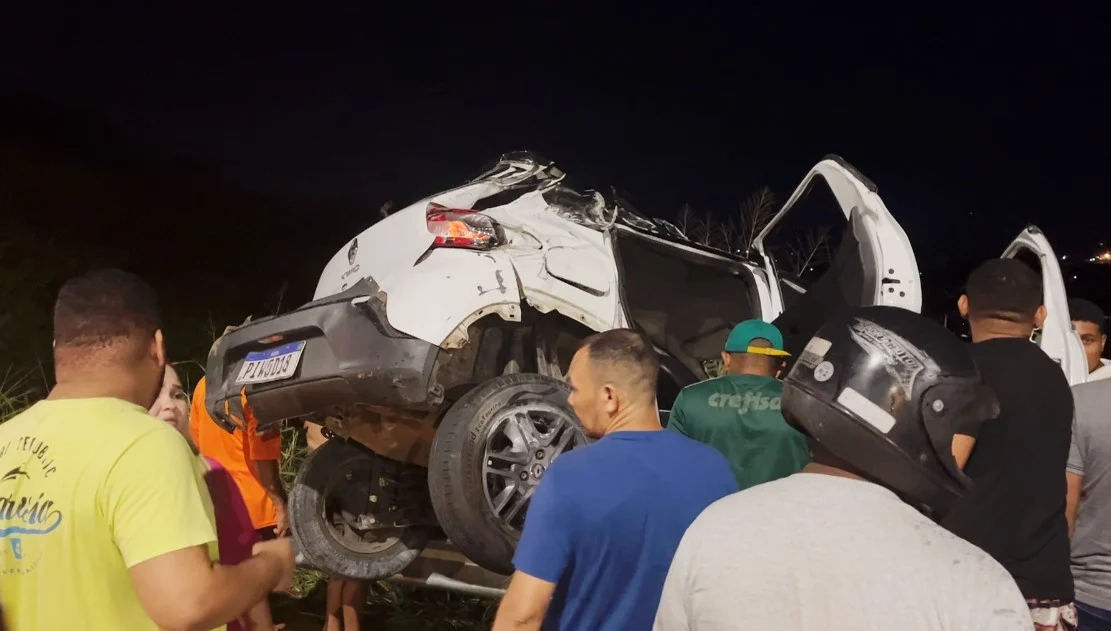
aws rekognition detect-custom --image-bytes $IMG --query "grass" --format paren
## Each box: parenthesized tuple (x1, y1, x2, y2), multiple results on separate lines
(0, 365, 41, 423)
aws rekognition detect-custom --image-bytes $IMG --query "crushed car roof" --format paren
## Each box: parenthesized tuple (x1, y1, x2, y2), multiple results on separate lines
(471, 151, 748, 262)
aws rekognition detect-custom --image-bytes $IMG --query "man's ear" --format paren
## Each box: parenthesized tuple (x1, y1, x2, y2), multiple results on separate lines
(602, 383, 619, 415)
(1034, 305, 1048, 329)
(1100, 334, 1107, 353)
(721, 351, 731, 371)
(957, 295, 970, 319)
(152, 329, 167, 368)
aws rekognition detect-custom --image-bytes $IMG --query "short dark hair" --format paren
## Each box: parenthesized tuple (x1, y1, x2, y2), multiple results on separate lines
(54, 269, 162, 348)
(1070, 298, 1107, 333)
(964, 258, 1042, 323)
(580, 328, 660, 397)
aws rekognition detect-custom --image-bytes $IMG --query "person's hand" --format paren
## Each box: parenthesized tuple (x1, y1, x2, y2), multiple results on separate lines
(273, 503, 290, 538)
(252, 538, 296, 593)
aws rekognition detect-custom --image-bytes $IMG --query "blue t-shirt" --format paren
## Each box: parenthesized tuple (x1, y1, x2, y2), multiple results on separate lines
(512, 429, 738, 630)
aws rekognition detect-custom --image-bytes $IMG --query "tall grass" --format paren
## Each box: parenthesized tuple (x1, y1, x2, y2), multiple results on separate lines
(0, 366, 42, 423)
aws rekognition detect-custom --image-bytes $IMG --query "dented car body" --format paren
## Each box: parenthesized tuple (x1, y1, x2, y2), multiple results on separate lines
(204, 151, 934, 592)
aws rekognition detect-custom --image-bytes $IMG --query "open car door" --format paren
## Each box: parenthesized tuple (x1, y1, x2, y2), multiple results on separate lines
(753, 155, 921, 360)
(1001, 225, 1089, 385)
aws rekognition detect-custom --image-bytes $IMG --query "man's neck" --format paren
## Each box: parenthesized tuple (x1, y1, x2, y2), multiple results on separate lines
(726, 368, 773, 378)
(604, 408, 662, 435)
(48, 375, 150, 409)
(968, 318, 1033, 344)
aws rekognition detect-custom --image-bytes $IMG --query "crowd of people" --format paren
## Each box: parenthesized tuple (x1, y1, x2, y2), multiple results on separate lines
(0, 257, 1108, 630)
(493, 258, 1111, 631)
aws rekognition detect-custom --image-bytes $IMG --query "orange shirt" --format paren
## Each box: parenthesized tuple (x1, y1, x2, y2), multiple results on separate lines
(190, 376, 282, 530)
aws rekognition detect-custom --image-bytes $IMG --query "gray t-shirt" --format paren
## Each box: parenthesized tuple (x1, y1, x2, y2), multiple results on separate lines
(1068, 378, 1111, 610)
(653, 473, 1030, 631)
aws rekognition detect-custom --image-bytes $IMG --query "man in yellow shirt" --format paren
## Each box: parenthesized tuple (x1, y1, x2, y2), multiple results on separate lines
(0, 269, 296, 631)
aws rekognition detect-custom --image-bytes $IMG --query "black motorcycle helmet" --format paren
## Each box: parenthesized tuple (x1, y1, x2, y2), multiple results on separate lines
(782, 305, 999, 518)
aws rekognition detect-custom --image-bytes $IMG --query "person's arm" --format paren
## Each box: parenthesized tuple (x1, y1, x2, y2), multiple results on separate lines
(245, 401, 289, 536)
(951, 435, 977, 470)
(130, 544, 289, 631)
(492, 470, 572, 631)
(950, 410, 982, 470)
(244, 600, 275, 631)
(108, 428, 293, 631)
(1066, 415, 1085, 538)
(494, 572, 557, 631)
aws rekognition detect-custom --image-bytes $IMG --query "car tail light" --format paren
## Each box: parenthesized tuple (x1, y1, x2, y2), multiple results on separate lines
(425, 203, 502, 250)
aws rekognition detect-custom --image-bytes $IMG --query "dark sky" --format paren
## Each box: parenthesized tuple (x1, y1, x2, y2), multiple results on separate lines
(2, 4, 1110, 270)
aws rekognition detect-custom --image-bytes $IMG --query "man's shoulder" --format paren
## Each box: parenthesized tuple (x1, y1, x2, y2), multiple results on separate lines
(679, 375, 781, 393)
(1073, 378, 1111, 424)
(1073, 376, 1111, 398)
(676, 377, 728, 398)
(972, 339, 1063, 376)
(1091, 361, 1111, 382)
(2, 398, 162, 440)
(691, 475, 799, 521)
(972, 340, 1072, 401)
(918, 520, 1018, 583)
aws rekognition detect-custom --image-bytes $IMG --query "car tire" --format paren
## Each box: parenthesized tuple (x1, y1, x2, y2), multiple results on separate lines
(428, 373, 588, 575)
(290, 439, 428, 581)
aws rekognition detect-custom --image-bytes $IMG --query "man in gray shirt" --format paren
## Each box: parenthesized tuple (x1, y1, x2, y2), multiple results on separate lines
(654, 306, 1029, 631)
(1067, 378, 1111, 630)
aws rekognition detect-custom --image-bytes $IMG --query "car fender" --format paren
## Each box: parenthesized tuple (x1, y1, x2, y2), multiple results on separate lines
(314, 179, 512, 300)
(384, 248, 523, 349)
(486, 199, 623, 335)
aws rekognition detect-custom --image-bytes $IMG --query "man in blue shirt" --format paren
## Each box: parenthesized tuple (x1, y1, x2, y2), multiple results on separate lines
(492, 329, 738, 631)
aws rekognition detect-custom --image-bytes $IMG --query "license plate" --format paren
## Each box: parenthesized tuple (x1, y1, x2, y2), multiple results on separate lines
(236, 341, 307, 385)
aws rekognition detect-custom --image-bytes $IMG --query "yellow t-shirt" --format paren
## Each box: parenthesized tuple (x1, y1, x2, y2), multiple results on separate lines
(0, 398, 223, 630)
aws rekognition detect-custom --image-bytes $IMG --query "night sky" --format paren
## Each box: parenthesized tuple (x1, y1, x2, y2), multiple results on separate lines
(2, 4, 1109, 274)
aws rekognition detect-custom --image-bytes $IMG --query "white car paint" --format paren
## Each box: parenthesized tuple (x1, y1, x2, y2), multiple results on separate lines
(1001, 225, 1089, 385)
(314, 179, 510, 300)
(314, 162, 624, 347)
(311, 155, 918, 356)
(754, 157, 922, 319)
(484, 192, 623, 336)
(383, 248, 523, 349)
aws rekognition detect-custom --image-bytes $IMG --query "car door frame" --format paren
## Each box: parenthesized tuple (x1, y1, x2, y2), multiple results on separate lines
(753, 155, 921, 321)
(1001, 225, 1089, 385)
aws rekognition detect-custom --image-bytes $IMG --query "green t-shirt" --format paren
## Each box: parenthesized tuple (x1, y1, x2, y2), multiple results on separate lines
(667, 374, 810, 490)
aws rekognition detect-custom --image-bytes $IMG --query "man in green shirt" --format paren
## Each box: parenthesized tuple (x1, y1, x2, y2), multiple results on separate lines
(667, 319, 810, 490)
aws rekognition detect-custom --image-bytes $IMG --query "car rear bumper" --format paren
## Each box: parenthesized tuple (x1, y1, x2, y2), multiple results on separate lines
(204, 278, 442, 433)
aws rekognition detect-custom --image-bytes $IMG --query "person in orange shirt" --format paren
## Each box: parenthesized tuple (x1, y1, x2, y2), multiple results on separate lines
(191, 376, 289, 539)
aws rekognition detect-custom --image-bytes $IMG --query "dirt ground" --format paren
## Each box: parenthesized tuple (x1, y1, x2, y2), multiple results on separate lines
(267, 581, 494, 631)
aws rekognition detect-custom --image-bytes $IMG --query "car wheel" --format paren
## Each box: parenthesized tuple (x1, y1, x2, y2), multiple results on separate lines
(290, 438, 429, 580)
(428, 373, 590, 575)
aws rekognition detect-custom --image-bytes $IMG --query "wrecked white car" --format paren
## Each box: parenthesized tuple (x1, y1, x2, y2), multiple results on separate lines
(204, 152, 929, 591)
